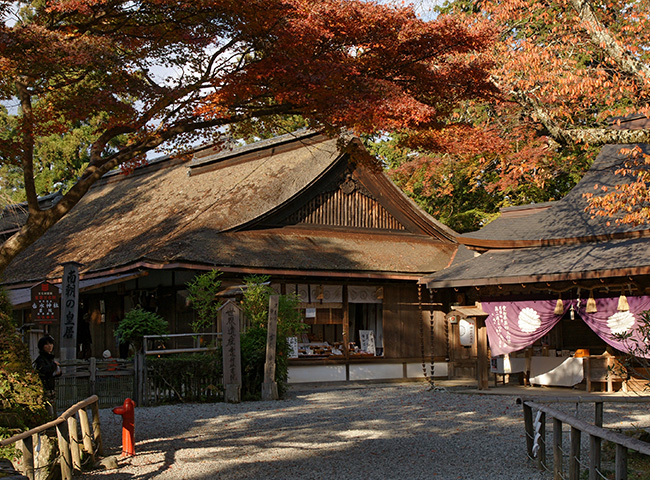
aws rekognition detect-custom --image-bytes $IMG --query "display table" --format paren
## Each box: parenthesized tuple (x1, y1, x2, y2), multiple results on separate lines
(490, 356, 526, 385)
(529, 356, 584, 387)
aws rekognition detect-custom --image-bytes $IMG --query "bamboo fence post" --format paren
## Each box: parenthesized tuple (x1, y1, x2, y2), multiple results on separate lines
(553, 418, 563, 480)
(55, 422, 72, 480)
(78, 407, 95, 463)
(570, 426, 581, 480)
(91, 401, 103, 456)
(67, 415, 82, 471)
(615, 444, 628, 480)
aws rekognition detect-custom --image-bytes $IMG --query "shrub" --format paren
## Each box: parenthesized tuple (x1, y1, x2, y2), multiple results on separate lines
(116, 307, 168, 353)
(186, 270, 223, 333)
(0, 289, 49, 458)
(240, 275, 306, 400)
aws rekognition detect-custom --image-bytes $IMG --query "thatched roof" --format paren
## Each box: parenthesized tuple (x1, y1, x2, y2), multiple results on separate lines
(3, 131, 457, 287)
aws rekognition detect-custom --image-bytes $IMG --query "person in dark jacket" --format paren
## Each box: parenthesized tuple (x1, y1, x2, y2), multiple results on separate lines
(34, 335, 62, 417)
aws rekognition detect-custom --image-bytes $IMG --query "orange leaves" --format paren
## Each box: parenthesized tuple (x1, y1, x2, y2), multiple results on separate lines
(584, 147, 650, 226)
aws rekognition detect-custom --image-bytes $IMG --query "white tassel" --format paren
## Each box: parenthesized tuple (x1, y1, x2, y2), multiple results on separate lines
(554, 296, 564, 315)
(618, 294, 629, 312)
(586, 291, 597, 313)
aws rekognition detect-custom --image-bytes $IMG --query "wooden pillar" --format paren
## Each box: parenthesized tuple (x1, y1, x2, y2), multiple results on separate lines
(570, 427, 581, 480)
(615, 444, 628, 480)
(262, 295, 279, 401)
(56, 422, 73, 480)
(523, 402, 534, 459)
(589, 434, 601, 480)
(553, 418, 563, 480)
(19, 436, 35, 480)
(595, 402, 603, 428)
(476, 316, 489, 390)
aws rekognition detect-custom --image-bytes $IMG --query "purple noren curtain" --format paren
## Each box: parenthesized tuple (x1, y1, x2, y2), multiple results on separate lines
(482, 299, 564, 356)
(482, 296, 650, 358)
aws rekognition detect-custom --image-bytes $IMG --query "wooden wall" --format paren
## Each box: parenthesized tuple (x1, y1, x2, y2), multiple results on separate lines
(382, 284, 448, 360)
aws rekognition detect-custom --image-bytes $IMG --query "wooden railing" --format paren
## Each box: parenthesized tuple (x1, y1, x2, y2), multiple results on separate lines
(519, 396, 650, 480)
(1, 395, 103, 480)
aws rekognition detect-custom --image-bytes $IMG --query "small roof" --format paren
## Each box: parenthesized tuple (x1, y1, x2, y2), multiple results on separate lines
(460, 144, 650, 247)
(422, 236, 650, 288)
(7, 271, 147, 308)
(449, 305, 487, 318)
(422, 143, 650, 289)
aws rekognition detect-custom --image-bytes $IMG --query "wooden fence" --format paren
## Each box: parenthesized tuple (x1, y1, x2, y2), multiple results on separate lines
(142, 333, 224, 406)
(520, 395, 650, 480)
(54, 333, 224, 408)
(56, 358, 134, 410)
(0, 395, 103, 480)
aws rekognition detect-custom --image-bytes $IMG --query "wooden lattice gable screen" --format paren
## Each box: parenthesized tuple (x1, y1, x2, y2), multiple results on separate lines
(282, 171, 405, 230)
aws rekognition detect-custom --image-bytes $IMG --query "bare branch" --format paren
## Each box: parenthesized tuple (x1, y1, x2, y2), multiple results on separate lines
(569, 0, 650, 81)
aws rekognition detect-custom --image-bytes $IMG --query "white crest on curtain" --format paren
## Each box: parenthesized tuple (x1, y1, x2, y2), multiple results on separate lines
(518, 307, 542, 333)
(607, 311, 635, 335)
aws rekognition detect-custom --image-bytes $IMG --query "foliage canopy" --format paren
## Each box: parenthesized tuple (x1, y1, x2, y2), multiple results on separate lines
(0, 0, 495, 273)
(381, 0, 650, 231)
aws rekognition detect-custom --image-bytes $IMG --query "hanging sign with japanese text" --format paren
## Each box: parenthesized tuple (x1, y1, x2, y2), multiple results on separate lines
(31, 281, 60, 324)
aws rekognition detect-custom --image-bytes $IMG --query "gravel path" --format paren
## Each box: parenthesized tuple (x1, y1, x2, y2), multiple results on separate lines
(78, 383, 650, 480)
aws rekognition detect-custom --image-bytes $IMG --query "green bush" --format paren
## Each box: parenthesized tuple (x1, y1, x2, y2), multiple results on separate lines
(186, 270, 223, 333)
(240, 275, 306, 400)
(0, 289, 48, 458)
(116, 307, 168, 353)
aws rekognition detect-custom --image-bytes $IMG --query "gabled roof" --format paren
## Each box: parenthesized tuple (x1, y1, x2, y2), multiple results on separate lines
(421, 143, 650, 289)
(2, 131, 458, 287)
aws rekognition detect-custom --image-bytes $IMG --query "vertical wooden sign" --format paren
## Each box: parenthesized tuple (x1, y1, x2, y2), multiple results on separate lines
(221, 300, 242, 403)
(60, 262, 82, 362)
(262, 295, 279, 401)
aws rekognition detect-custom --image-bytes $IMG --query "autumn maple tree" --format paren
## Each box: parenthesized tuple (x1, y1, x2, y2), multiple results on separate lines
(384, 0, 650, 231)
(0, 0, 497, 274)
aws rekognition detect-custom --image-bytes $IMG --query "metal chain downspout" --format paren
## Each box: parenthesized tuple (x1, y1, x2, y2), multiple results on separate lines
(429, 288, 436, 387)
(419, 284, 427, 382)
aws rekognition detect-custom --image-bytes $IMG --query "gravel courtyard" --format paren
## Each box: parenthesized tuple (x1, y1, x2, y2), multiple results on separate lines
(79, 383, 649, 480)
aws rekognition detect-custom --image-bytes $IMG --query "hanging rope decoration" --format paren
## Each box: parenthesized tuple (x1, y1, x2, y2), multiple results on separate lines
(428, 288, 436, 385)
(418, 284, 436, 390)
(419, 284, 426, 380)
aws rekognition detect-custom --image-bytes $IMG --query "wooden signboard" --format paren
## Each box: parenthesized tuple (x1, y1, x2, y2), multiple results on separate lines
(31, 281, 60, 324)
(220, 300, 242, 403)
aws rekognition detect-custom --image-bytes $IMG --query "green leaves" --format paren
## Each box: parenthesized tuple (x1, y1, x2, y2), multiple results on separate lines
(186, 270, 223, 333)
(116, 307, 169, 352)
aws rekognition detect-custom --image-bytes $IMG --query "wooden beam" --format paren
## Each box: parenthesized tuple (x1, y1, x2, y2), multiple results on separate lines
(476, 316, 489, 390)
